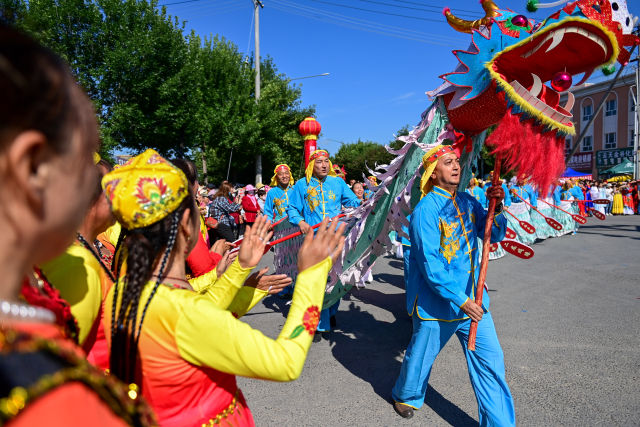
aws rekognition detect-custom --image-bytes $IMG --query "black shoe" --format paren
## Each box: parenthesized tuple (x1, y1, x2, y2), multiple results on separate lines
(321, 331, 331, 340)
(312, 333, 322, 343)
(393, 402, 414, 419)
(330, 315, 337, 328)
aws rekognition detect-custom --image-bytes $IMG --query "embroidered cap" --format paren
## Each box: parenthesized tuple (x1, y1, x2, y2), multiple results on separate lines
(270, 164, 295, 188)
(419, 144, 458, 197)
(305, 149, 337, 183)
(101, 149, 189, 230)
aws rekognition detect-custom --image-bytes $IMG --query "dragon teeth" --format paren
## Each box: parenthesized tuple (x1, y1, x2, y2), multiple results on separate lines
(521, 25, 608, 59)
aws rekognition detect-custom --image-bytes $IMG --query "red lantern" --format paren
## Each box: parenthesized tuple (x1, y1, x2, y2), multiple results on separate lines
(299, 117, 321, 167)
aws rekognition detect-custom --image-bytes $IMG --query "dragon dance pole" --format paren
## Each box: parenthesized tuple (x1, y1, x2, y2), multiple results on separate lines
(468, 156, 501, 351)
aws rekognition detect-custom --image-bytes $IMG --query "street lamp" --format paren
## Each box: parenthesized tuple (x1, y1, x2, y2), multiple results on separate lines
(289, 73, 330, 81)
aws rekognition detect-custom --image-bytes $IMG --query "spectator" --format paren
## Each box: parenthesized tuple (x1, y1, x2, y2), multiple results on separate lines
(209, 182, 242, 242)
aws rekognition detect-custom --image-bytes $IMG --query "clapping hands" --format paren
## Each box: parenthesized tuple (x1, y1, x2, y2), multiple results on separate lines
(237, 215, 272, 269)
(297, 217, 346, 272)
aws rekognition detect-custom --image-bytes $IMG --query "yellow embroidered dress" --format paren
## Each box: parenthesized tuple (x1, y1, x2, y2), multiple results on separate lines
(104, 258, 332, 427)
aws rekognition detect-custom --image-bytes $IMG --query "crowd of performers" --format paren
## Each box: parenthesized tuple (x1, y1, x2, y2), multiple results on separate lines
(463, 175, 638, 261)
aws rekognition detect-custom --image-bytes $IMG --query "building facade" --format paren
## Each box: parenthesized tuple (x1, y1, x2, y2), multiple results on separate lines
(562, 74, 637, 179)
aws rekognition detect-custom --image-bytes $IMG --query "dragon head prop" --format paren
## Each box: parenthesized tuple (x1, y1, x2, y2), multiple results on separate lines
(429, 0, 638, 191)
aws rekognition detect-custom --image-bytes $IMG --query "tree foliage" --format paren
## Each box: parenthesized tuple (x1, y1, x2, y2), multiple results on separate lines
(332, 140, 394, 182)
(4, 0, 314, 182)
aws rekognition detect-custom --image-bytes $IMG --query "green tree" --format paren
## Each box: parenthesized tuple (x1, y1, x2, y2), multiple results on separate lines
(7, 0, 314, 180)
(333, 140, 394, 182)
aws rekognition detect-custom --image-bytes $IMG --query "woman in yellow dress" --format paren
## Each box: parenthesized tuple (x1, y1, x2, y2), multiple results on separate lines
(102, 149, 346, 427)
(612, 184, 624, 215)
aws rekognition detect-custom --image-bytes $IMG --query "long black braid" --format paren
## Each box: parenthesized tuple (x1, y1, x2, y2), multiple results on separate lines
(110, 195, 194, 386)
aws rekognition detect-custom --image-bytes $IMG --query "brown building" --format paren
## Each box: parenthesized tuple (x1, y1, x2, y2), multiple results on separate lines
(562, 73, 637, 179)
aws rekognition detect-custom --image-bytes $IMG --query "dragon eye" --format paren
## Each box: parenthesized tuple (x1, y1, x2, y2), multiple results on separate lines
(612, 2, 619, 11)
(511, 15, 529, 27)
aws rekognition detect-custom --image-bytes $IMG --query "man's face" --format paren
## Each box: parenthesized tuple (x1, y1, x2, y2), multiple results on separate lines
(431, 152, 461, 188)
(277, 169, 290, 186)
(313, 156, 331, 180)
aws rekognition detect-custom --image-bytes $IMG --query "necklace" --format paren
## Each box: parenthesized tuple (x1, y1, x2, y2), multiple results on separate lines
(150, 274, 191, 290)
(0, 299, 56, 323)
(76, 233, 117, 283)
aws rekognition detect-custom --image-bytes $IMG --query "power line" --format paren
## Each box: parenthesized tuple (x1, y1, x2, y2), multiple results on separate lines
(356, 0, 476, 19)
(310, 0, 445, 23)
(270, 1, 457, 45)
(388, 0, 478, 15)
(273, 0, 460, 42)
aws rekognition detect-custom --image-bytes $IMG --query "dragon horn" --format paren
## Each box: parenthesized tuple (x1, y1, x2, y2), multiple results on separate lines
(526, 0, 568, 13)
(443, 0, 500, 34)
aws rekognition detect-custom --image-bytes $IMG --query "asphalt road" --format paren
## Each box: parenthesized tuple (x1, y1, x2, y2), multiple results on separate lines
(238, 215, 640, 426)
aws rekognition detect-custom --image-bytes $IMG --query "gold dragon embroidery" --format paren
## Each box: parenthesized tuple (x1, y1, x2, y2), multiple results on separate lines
(274, 197, 286, 216)
(439, 218, 460, 264)
(306, 187, 320, 212)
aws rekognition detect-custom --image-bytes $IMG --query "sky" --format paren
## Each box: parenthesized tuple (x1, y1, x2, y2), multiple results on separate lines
(157, 0, 640, 155)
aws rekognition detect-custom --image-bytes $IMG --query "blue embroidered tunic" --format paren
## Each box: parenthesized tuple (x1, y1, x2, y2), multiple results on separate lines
(467, 186, 486, 207)
(406, 186, 507, 321)
(287, 176, 360, 226)
(263, 186, 291, 222)
(510, 184, 532, 205)
(570, 185, 585, 200)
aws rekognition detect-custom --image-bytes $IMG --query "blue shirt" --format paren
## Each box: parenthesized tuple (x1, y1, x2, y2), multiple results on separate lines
(287, 175, 361, 226)
(510, 184, 532, 205)
(264, 186, 291, 222)
(552, 186, 562, 204)
(570, 186, 585, 200)
(407, 186, 507, 321)
(364, 188, 374, 200)
(467, 186, 486, 207)
(524, 184, 538, 207)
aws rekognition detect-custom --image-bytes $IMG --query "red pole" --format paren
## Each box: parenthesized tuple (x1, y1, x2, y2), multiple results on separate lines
(468, 157, 501, 351)
(304, 138, 318, 168)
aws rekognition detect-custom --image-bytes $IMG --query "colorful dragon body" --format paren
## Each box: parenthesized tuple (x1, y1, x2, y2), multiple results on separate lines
(273, 0, 638, 309)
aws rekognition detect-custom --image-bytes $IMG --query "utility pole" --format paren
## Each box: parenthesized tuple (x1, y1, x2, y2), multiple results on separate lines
(253, 0, 264, 185)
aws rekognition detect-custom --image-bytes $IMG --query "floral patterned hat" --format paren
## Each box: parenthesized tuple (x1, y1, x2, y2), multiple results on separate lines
(101, 149, 189, 230)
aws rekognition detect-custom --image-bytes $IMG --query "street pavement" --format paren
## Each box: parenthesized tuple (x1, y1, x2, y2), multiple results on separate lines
(238, 215, 640, 426)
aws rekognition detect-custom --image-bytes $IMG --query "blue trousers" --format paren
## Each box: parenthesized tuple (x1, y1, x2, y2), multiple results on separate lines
(317, 300, 340, 332)
(392, 312, 515, 427)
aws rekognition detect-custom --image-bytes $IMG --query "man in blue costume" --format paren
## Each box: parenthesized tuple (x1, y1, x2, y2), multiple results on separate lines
(264, 163, 295, 298)
(392, 145, 515, 426)
(264, 164, 294, 222)
(287, 149, 361, 341)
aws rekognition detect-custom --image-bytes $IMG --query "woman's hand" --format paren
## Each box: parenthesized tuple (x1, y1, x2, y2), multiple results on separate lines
(297, 217, 346, 272)
(210, 239, 232, 256)
(237, 215, 272, 269)
(245, 267, 293, 294)
(216, 250, 238, 276)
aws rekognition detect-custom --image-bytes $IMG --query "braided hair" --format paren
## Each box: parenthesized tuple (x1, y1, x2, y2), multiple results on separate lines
(109, 194, 197, 386)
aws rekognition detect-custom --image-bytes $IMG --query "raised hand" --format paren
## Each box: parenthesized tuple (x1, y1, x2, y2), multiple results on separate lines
(237, 214, 273, 269)
(297, 217, 346, 272)
(210, 239, 232, 256)
(245, 267, 293, 295)
(216, 250, 238, 276)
